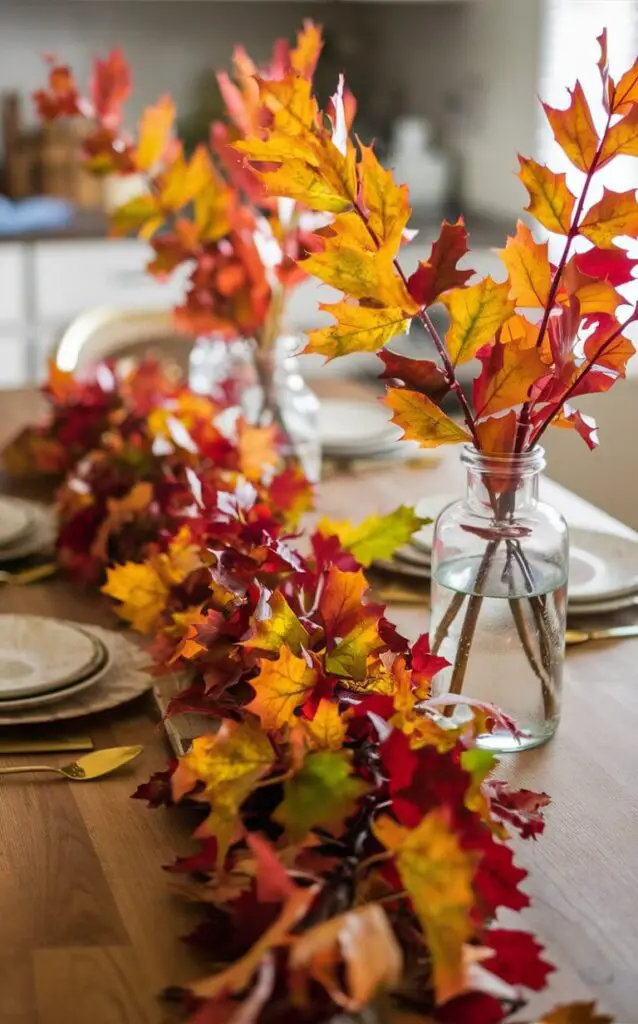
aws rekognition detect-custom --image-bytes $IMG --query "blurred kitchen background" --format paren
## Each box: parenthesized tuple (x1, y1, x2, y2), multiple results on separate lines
(0, 0, 637, 523)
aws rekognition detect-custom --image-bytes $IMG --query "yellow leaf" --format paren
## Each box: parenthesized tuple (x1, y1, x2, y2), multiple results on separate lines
(317, 506, 427, 568)
(384, 388, 472, 448)
(135, 94, 175, 171)
(542, 82, 599, 172)
(499, 313, 539, 349)
(306, 302, 410, 360)
(359, 142, 411, 251)
(260, 75, 319, 136)
(247, 646, 317, 730)
(443, 277, 515, 365)
(102, 561, 169, 634)
(518, 157, 576, 235)
(599, 107, 638, 164)
(580, 187, 638, 249)
(299, 699, 348, 751)
(374, 810, 478, 1003)
(473, 337, 547, 418)
(91, 481, 153, 562)
(325, 617, 384, 681)
(290, 20, 323, 79)
(538, 1002, 613, 1024)
(242, 590, 309, 657)
(172, 720, 275, 866)
(160, 145, 213, 211)
(109, 193, 161, 238)
(303, 246, 414, 309)
(498, 221, 552, 308)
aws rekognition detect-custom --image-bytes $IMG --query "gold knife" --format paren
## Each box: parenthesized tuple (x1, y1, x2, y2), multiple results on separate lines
(566, 625, 638, 646)
(0, 735, 94, 754)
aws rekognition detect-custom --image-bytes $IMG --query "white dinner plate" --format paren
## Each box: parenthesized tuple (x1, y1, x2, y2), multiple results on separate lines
(0, 616, 101, 699)
(0, 501, 56, 563)
(567, 592, 638, 615)
(0, 636, 113, 710)
(319, 399, 402, 454)
(568, 528, 638, 603)
(0, 497, 32, 548)
(411, 492, 462, 553)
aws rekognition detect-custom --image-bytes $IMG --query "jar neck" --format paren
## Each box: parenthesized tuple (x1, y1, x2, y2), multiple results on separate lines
(462, 445, 545, 516)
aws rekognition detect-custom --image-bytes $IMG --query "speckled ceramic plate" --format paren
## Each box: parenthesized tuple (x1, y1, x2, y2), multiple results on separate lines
(0, 634, 112, 710)
(0, 616, 100, 699)
(568, 528, 638, 603)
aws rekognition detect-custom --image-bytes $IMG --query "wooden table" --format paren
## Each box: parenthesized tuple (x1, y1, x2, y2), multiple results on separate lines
(1, 387, 637, 1024)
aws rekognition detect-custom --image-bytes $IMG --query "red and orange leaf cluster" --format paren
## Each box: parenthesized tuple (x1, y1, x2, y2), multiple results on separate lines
(237, 29, 637, 458)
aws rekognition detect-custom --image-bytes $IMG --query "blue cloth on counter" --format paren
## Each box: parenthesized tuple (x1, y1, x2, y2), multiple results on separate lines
(0, 195, 75, 234)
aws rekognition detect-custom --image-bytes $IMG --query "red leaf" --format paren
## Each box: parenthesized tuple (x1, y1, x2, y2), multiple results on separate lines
(576, 246, 637, 287)
(552, 405, 599, 451)
(246, 833, 296, 903)
(90, 49, 131, 128)
(410, 634, 450, 691)
(379, 349, 450, 403)
(472, 834, 530, 913)
(434, 992, 505, 1024)
(165, 839, 219, 875)
(407, 218, 474, 307)
(483, 927, 555, 990)
(131, 761, 177, 808)
(485, 780, 550, 840)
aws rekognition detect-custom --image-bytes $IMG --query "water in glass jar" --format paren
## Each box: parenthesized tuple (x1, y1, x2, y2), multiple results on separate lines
(430, 552, 567, 752)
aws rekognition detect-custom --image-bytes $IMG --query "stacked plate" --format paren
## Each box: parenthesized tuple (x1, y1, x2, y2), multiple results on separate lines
(567, 528, 638, 614)
(319, 398, 422, 462)
(371, 492, 458, 581)
(0, 496, 56, 562)
(0, 615, 113, 714)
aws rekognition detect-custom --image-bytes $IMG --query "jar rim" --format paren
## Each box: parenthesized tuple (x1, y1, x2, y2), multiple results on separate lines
(461, 444, 546, 473)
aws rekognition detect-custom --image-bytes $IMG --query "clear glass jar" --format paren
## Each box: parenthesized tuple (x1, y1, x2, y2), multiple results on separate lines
(428, 446, 568, 753)
(189, 334, 321, 482)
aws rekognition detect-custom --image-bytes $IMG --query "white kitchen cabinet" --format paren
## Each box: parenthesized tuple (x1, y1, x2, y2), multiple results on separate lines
(0, 245, 25, 327)
(0, 334, 28, 387)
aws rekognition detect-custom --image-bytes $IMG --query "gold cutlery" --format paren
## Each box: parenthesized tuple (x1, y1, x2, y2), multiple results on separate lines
(0, 735, 94, 754)
(372, 583, 429, 605)
(566, 625, 638, 646)
(0, 562, 58, 585)
(0, 744, 143, 780)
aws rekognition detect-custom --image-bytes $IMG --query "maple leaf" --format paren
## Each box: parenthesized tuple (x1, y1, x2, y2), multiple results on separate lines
(542, 81, 600, 172)
(612, 53, 638, 114)
(134, 95, 175, 171)
(325, 617, 385, 681)
(298, 698, 348, 751)
(599, 106, 638, 165)
(408, 218, 474, 307)
(268, 466, 314, 527)
(482, 928, 554, 990)
(246, 646, 317, 730)
(289, 903, 403, 1010)
(102, 561, 170, 633)
(498, 221, 552, 308)
(518, 157, 576, 235)
(379, 349, 450, 403)
(538, 1002, 613, 1024)
(172, 721, 275, 865)
(580, 187, 638, 249)
(374, 810, 478, 1003)
(274, 750, 368, 840)
(90, 480, 153, 562)
(306, 301, 410, 360)
(317, 506, 426, 567)
(384, 388, 472, 448)
(242, 589, 309, 656)
(443, 277, 515, 365)
(236, 421, 279, 482)
(290, 19, 323, 79)
(318, 565, 370, 635)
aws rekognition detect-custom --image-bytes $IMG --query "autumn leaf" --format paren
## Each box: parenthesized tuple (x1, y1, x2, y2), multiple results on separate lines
(247, 646, 317, 730)
(289, 903, 403, 1009)
(325, 617, 384, 681)
(134, 94, 175, 171)
(384, 388, 472, 448)
(518, 157, 576, 235)
(317, 506, 427, 567)
(91, 49, 131, 125)
(160, 145, 214, 212)
(599, 106, 638, 165)
(374, 810, 478, 1003)
(274, 750, 368, 840)
(110, 193, 163, 238)
(102, 560, 169, 633)
(407, 218, 473, 307)
(475, 410, 519, 455)
(498, 221, 552, 307)
(580, 187, 638, 249)
(172, 721, 275, 865)
(499, 313, 539, 349)
(318, 565, 370, 636)
(542, 81, 600, 172)
(473, 338, 547, 418)
(298, 698, 348, 751)
(612, 55, 638, 114)
(359, 142, 411, 251)
(538, 1002, 613, 1024)
(303, 246, 414, 308)
(242, 590, 309, 657)
(237, 421, 279, 481)
(306, 302, 410, 360)
(443, 277, 515, 365)
(91, 481, 153, 561)
(379, 349, 450, 402)
(290, 19, 323, 79)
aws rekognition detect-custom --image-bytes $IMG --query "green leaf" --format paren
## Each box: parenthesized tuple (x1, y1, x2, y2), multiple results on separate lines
(274, 751, 369, 841)
(317, 505, 430, 568)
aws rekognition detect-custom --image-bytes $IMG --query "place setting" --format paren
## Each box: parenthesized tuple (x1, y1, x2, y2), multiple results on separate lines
(318, 397, 439, 470)
(0, 494, 57, 581)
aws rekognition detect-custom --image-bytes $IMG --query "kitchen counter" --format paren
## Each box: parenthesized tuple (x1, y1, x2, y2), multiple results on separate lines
(0, 208, 108, 244)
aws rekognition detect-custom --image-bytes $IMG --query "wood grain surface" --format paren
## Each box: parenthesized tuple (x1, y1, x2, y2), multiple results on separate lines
(0, 386, 637, 1024)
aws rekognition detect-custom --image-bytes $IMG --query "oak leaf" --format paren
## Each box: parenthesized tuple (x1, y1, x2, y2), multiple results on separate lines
(407, 219, 473, 307)
(317, 506, 427, 567)
(374, 810, 478, 1003)
(379, 349, 450, 402)
(306, 301, 410, 360)
(580, 187, 638, 249)
(518, 157, 576, 235)
(247, 646, 317, 730)
(475, 410, 519, 456)
(498, 221, 552, 308)
(385, 388, 472, 448)
(443, 277, 515, 365)
(599, 106, 638, 165)
(499, 313, 539, 349)
(612, 55, 638, 114)
(298, 698, 348, 751)
(274, 750, 368, 840)
(473, 338, 547, 418)
(91, 49, 131, 126)
(542, 82, 599, 172)
(303, 246, 414, 308)
(290, 19, 323, 79)
(359, 142, 411, 251)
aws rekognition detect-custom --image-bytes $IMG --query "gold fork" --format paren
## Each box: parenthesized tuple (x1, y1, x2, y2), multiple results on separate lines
(566, 624, 638, 646)
(0, 745, 143, 780)
(0, 562, 58, 585)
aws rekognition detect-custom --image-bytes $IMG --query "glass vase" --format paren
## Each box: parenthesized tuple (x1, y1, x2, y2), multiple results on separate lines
(189, 334, 321, 482)
(428, 446, 568, 753)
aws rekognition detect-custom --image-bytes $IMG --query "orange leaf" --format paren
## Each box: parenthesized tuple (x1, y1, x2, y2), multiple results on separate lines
(324, 617, 384, 681)
(237, 421, 279, 482)
(242, 590, 309, 657)
(599, 106, 638, 165)
(359, 142, 411, 251)
(291, 20, 323, 80)
(374, 810, 478, 1003)
(538, 1001, 613, 1024)
(384, 388, 472, 448)
(498, 221, 552, 308)
(542, 82, 599, 172)
(299, 699, 348, 752)
(443, 277, 515, 365)
(499, 313, 539, 349)
(247, 646, 317, 730)
(473, 338, 547, 418)
(518, 157, 576, 235)
(613, 57, 638, 115)
(160, 144, 213, 211)
(135, 95, 175, 171)
(319, 565, 369, 639)
(580, 187, 638, 249)
(475, 410, 519, 456)
(306, 301, 410, 360)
